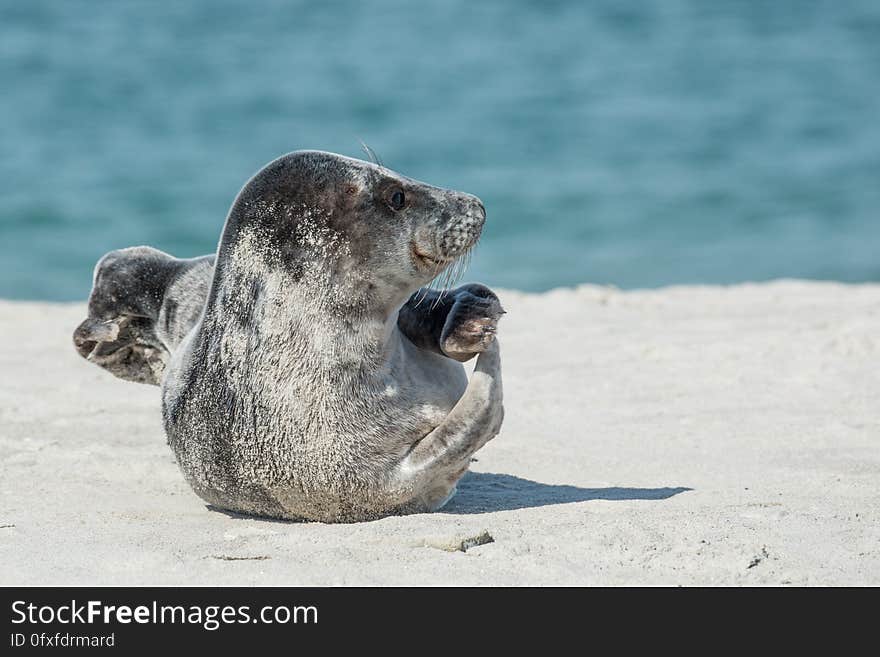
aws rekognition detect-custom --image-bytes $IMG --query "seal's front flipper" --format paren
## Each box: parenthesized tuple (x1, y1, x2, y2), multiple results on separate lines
(397, 340, 504, 511)
(439, 286, 505, 362)
(397, 283, 505, 362)
(73, 315, 169, 385)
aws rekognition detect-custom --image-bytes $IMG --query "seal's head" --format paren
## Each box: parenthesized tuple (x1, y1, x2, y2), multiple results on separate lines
(215, 150, 486, 315)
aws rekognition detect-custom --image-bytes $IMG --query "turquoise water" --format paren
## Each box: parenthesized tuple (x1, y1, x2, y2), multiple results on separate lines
(2, 0, 880, 300)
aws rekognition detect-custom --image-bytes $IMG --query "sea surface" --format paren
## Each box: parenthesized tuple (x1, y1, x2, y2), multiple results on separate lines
(2, 0, 879, 300)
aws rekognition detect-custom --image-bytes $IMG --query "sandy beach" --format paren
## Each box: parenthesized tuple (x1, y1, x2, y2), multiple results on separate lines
(1, 280, 877, 585)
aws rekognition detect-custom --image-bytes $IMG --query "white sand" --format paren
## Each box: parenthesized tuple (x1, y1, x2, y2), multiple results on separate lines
(0, 280, 877, 585)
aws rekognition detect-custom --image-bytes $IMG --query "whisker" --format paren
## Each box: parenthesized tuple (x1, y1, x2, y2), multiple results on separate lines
(359, 139, 376, 165)
(358, 140, 385, 170)
(432, 256, 459, 309)
(415, 256, 445, 307)
(416, 242, 477, 311)
(461, 250, 473, 282)
(414, 284, 431, 307)
(359, 141, 387, 176)
(429, 272, 444, 309)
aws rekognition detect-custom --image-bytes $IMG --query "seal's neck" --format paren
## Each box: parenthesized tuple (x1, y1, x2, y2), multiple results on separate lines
(202, 222, 421, 383)
(205, 266, 412, 382)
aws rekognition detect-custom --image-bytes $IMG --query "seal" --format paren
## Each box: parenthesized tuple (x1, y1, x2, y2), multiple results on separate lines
(73, 150, 504, 522)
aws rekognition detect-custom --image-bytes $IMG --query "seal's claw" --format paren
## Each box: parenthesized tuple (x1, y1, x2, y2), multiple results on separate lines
(440, 289, 505, 362)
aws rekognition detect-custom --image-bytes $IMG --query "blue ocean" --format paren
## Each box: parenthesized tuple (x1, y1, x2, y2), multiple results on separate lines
(2, 0, 879, 300)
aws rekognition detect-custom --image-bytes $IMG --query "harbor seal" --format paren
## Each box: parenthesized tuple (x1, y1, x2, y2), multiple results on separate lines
(73, 150, 504, 522)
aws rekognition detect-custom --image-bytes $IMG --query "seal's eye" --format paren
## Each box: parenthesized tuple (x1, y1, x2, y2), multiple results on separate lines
(389, 189, 406, 211)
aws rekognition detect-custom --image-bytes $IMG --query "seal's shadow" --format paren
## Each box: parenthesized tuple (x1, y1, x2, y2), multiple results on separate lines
(443, 472, 691, 514)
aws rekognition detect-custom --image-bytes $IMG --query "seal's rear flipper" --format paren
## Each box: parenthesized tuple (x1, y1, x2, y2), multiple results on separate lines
(74, 246, 215, 385)
(73, 247, 215, 385)
(72, 246, 193, 386)
(73, 315, 169, 385)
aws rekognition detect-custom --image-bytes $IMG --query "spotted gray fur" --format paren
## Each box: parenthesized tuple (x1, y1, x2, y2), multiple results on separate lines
(73, 150, 504, 522)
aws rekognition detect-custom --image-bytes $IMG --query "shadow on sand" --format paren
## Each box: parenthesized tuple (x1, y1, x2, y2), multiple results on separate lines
(442, 471, 691, 514)
(206, 472, 691, 521)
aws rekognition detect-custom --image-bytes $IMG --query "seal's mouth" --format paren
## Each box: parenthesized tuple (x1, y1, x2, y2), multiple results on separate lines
(410, 242, 453, 270)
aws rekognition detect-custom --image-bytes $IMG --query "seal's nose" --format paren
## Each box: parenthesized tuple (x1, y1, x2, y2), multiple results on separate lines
(436, 194, 487, 258)
(465, 195, 486, 227)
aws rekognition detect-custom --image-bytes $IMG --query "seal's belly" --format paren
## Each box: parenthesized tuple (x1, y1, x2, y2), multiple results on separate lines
(162, 338, 470, 521)
(387, 343, 469, 435)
